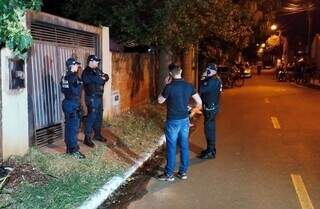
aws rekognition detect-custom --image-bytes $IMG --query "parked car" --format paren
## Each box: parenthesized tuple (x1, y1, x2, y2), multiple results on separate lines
(217, 66, 245, 88)
(264, 65, 273, 70)
(235, 63, 251, 78)
(242, 63, 252, 78)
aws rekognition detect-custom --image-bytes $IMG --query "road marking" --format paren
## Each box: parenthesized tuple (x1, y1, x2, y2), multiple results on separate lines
(291, 174, 315, 209)
(264, 98, 270, 103)
(275, 88, 287, 92)
(271, 117, 281, 129)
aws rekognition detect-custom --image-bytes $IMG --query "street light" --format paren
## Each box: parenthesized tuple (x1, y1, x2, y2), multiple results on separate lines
(261, 43, 266, 48)
(270, 23, 287, 65)
(270, 24, 278, 31)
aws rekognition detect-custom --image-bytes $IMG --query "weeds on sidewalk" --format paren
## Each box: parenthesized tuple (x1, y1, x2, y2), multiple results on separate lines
(1, 147, 126, 209)
(0, 104, 166, 209)
(109, 104, 166, 153)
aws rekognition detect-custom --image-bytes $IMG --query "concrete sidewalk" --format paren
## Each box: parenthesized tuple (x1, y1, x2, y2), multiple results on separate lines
(290, 79, 320, 89)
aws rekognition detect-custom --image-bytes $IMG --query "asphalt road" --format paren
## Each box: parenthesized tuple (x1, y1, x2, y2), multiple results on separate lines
(126, 71, 320, 209)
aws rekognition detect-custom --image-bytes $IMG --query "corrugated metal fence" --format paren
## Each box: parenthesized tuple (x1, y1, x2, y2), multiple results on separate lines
(29, 22, 97, 146)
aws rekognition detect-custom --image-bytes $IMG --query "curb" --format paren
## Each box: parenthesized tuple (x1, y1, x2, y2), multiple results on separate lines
(77, 135, 166, 209)
(290, 82, 309, 89)
(290, 81, 320, 89)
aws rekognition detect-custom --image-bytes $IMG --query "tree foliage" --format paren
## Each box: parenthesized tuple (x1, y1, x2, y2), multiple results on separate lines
(62, 0, 278, 54)
(266, 35, 280, 50)
(239, 0, 279, 43)
(0, 0, 42, 57)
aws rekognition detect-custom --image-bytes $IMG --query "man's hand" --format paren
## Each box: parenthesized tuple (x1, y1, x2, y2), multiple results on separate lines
(201, 71, 207, 80)
(190, 106, 203, 118)
(103, 73, 109, 81)
(164, 75, 172, 85)
(191, 93, 202, 109)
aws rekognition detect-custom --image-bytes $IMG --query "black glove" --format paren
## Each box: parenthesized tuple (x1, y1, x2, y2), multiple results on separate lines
(103, 73, 109, 81)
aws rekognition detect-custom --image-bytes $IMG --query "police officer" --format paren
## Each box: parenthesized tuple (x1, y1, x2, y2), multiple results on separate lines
(198, 63, 222, 159)
(82, 55, 109, 147)
(61, 58, 85, 159)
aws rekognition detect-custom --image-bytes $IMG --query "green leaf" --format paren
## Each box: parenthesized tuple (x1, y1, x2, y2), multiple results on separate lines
(0, 0, 41, 56)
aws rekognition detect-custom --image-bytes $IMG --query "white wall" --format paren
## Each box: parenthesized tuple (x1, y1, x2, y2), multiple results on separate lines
(101, 27, 113, 118)
(0, 48, 29, 159)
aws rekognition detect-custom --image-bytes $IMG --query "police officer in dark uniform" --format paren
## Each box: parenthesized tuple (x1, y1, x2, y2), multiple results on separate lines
(198, 63, 222, 159)
(82, 55, 109, 147)
(61, 58, 85, 159)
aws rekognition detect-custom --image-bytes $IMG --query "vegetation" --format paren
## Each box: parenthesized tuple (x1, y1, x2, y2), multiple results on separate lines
(62, 0, 278, 53)
(0, 0, 42, 57)
(266, 35, 280, 50)
(0, 147, 126, 209)
(108, 104, 166, 153)
(0, 104, 165, 209)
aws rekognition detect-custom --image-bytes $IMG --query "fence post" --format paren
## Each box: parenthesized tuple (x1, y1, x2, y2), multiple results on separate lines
(0, 48, 29, 159)
(101, 27, 113, 119)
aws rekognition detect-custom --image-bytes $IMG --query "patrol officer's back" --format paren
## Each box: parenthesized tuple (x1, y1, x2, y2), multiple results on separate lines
(60, 57, 85, 159)
(81, 55, 109, 147)
(198, 63, 222, 159)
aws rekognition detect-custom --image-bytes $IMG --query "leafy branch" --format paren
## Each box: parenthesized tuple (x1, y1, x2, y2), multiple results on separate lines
(0, 0, 42, 57)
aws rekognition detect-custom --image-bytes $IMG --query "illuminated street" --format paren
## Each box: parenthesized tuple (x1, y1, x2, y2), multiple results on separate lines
(1, 1, 320, 208)
(124, 71, 320, 209)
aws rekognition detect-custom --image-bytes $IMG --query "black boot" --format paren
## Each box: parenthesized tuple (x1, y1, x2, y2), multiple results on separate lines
(70, 151, 86, 159)
(198, 149, 216, 159)
(94, 134, 107, 142)
(83, 135, 95, 148)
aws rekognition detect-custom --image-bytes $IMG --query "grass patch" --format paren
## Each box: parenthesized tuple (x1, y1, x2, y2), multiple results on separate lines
(3, 147, 126, 209)
(1, 104, 166, 209)
(109, 104, 166, 153)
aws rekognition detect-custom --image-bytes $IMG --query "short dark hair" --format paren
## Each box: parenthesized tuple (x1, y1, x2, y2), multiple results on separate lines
(168, 63, 182, 76)
(168, 63, 176, 71)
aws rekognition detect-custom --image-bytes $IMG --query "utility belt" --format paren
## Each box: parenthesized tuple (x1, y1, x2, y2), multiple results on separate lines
(203, 104, 218, 115)
(86, 94, 103, 98)
(203, 104, 217, 111)
(203, 104, 218, 119)
(65, 96, 80, 101)
(84, 84, 104, 97)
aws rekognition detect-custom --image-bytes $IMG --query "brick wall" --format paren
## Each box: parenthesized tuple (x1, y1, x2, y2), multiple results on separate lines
(112, 53, 152, 113)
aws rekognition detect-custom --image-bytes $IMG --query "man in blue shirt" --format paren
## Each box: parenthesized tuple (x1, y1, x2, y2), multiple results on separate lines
(158, 63, 202, 181)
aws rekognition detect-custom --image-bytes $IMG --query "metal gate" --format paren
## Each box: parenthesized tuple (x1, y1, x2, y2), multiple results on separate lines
(28, 21, 98, 146)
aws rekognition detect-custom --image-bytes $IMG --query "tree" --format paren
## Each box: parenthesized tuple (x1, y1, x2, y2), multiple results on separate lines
(0, 0, 42, 57)
(61, 0, 281, 65)
(266, 35, 280, 50)
(238, 0, 279, 42)
(63, 0, 256, 51)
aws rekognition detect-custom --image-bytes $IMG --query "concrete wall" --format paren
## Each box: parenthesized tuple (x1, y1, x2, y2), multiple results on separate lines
(111, 53, 151, 113)
(0, 48, 29, 160)
(101, 27, 113, 119)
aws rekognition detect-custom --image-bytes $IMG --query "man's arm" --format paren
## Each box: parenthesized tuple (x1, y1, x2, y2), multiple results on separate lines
(157, 76, 172, 104)
(158, 94, 166, 104)
(189, 93, 203, 116)
(82, 69, 106, 85)
(192, 93, 202, 108)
